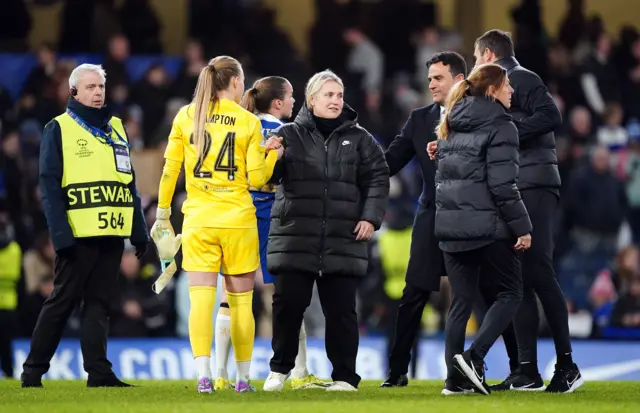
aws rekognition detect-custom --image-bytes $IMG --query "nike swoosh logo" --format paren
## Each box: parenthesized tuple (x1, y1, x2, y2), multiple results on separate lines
(456, 387, 474, 393)
(472, 365, 484, 382)
(510, 382, 535, 389)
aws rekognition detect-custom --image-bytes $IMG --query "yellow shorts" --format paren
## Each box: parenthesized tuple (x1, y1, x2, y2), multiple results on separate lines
(181, 227, 259, 274)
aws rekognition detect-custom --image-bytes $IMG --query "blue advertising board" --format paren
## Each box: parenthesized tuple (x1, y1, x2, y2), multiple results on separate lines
(9, 338, 640, 381)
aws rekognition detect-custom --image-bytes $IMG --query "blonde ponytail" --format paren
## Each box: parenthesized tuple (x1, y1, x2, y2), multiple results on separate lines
(190, 56, 243, 158)
(192, 65, 216, 159)
(240, 88, 258, 113)
(436, 79, 469, 140)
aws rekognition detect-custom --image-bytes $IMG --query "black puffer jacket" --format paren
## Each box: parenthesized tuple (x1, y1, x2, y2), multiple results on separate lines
(267, 104, 389, 277)
(434, 97, 532, 243)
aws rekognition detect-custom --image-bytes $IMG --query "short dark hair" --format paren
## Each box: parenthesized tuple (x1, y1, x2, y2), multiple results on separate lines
(475, 29, 515, 59)
(426, 51, 467, 77)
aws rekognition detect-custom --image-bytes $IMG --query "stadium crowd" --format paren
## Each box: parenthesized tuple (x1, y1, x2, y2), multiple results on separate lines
(1, 0, 640, 350)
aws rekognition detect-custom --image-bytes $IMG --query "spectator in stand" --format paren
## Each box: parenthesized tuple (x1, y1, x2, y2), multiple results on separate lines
(118, 0, 162, 54)
(559, 146, 627, 310)
(103, 35, 131, 87)
(597, 103, 627, 150)
(172, 39, 207, 101)
(132, 64, 170, 147)
(344, 26, 384, 112)
(580, 31, 620, 121)
(22, 43, 57, 98)
(610, 275, 640, 328)
(568, 106, 594, 155)
(568, 146, 627, 250)
(623, 136, 640, 242)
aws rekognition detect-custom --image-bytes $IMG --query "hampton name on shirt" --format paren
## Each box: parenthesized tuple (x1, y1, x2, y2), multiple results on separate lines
(165, 98, 271, 228)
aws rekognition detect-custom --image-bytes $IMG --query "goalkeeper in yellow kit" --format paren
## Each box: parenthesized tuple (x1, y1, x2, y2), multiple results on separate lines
(151, 55, 282, 393)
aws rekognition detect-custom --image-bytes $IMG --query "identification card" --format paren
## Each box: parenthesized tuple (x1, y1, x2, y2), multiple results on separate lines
(114, 144, 132, 174)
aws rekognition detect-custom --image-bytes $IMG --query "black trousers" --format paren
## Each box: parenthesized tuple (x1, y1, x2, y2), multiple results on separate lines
(444, 241, 522, 378)
(476, 287, 520, 373)
(22, 238, 123, 380)
(270, 272, 361, 388)
(387, 283, 430, 376)
(0, 310, 17, 378)
(510, 189, 572, 366)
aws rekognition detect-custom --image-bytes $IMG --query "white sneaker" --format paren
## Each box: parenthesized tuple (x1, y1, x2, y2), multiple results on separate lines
(326, 381, 357, 391)
(263, 372, 289, 392)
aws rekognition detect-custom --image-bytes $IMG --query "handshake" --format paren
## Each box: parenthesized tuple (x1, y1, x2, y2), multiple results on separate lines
(265, 136, 285, 159)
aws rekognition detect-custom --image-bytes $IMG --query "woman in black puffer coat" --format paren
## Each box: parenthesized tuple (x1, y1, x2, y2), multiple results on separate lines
(433, 63, 532, 395)
(262, 69, 389, 392)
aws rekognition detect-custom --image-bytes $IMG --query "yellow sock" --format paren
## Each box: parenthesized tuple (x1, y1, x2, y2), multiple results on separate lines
(227, 291, 255, 363)
(188, 286, 216, 358)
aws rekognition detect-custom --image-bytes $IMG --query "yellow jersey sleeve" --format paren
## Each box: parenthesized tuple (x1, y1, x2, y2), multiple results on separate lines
(164, 110, 186, 163)
(246, 116, 277, 189)
(158, 108, 187, 208)
(158, 159, 181, 209)
(246, 117, 266, 172)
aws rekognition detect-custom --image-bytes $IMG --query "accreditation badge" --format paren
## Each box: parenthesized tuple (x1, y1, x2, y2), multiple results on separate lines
(114, 144, 132, 174)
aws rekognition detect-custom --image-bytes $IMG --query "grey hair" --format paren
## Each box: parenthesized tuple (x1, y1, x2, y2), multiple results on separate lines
(68, 64, 107, 89)
(305, 69, 344, 107)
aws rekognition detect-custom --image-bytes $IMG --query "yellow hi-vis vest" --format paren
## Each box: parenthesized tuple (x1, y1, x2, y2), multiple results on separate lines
(57, 113, 134, 238)
(0, 241, 22, 310)
(378, 227, 412, 300)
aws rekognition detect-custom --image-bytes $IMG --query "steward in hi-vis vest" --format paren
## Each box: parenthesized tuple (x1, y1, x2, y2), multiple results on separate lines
(57, 110, 134, 238)
(21, 64, 148, 389)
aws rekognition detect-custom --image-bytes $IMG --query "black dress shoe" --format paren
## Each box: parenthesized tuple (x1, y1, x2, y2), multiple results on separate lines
(21, 373, 43, 388)
(87, 376, 134, 387)
(380, 373, 409, 387)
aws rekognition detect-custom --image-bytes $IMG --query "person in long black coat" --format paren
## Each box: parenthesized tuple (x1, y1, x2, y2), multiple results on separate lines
(380, 51, 467, 388)
(262, 69, 390, 392)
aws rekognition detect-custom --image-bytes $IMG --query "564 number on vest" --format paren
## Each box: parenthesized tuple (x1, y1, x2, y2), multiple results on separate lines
(98, 212, 125, 230)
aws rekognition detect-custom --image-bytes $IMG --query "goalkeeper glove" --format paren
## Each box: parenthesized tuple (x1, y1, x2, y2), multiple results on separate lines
(151, 206, 174, 239)
(150, 214, 182, 294)
(151, 229, 182, 262)
(150, 206, 181, 262)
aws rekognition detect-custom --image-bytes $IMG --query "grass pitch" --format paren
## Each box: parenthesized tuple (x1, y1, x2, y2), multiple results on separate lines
(1, 380, 638, 413)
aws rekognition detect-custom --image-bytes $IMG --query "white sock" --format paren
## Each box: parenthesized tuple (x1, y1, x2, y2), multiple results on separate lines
(195, 356, 211, 380)
(292, 322, 309, 378)
(237, 361, 251, 382)
(215, 310, 232, 379)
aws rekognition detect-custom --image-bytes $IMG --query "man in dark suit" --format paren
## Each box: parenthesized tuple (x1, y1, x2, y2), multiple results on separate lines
(380, 51, 466, 388)
(473, 29, 582, 394)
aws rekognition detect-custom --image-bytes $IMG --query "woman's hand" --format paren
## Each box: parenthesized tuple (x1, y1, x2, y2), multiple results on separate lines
(515, 234, 531, 250)
(265, 136, 283, 151)
(354, 220, 374, 241)
(265, 136, 284, 159)
(427, 141, 437, 160)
